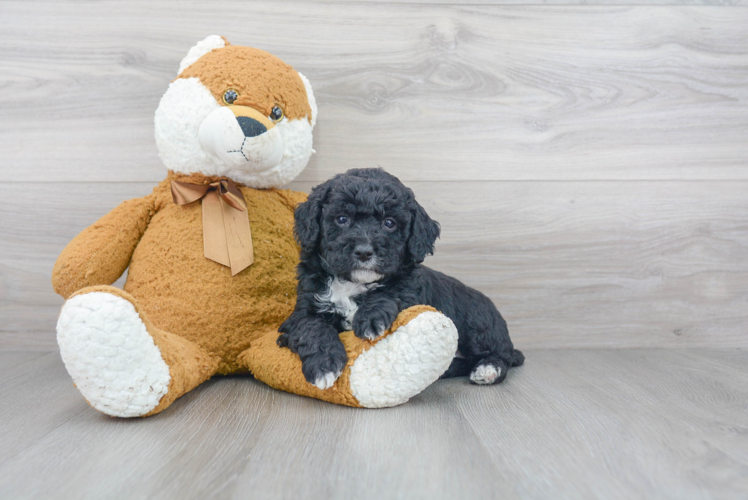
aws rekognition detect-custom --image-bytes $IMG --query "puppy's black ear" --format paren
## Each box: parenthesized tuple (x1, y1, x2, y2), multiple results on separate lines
(294, 181, 330, 254)
(407, 198, 440, 264)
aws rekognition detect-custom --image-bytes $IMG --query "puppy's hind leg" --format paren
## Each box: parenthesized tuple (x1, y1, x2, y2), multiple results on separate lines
(469, 357, 509, 385)
(468, 350, 524, 385)
(462, 308, 524, 385)
(440, 357, 473, 379)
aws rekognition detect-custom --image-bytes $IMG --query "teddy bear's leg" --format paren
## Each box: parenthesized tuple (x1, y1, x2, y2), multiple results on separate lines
(238, 305, 458, 408)
(56, 285, 219, 417)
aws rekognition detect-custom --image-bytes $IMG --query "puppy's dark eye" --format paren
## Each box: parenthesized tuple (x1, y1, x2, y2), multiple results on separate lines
(383, 218, 397, 230)
(223, 89, 238, 105)
(336, 215, 349, 225)
(269, 106, 284, 122)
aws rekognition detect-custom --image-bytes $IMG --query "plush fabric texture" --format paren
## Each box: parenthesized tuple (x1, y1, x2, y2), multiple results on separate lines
(178, 46, 312, 123)
(55, 172, 303, 374)
(349, 310, 458, 408)
(52, 37, 458, 417)
(57, 290, 173, 417)
(52, 196, 153, 299)
(177, 35, 227, 75)
(241, 304, 440, 407)
(67, 286, 219, 417)
(155, 44, 316, 188)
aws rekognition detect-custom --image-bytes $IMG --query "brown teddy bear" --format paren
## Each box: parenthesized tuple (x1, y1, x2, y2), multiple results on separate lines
(52, 36, 458, 417)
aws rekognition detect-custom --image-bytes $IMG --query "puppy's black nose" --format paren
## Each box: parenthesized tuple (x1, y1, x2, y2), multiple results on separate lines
(354, 245, 374, 262)
(236, 116, 267, 138)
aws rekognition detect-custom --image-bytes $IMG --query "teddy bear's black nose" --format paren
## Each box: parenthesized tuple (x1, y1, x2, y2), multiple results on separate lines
(236, 116, 267, 138)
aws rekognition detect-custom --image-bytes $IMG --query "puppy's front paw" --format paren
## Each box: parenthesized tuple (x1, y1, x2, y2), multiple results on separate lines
(353, 305, 397, 341)
(301, 344, 347, 390)
(276, 332, 292, 349)
(313, 371, 341, 390)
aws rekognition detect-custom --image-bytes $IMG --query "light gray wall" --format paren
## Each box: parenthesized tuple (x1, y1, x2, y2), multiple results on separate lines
(1, 0, 746, 349)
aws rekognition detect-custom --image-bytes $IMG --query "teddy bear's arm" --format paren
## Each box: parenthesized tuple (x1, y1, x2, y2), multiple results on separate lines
(52, 195, 155, 299)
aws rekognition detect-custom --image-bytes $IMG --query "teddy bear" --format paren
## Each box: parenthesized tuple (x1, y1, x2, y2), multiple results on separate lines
(51, 36, 458, 417)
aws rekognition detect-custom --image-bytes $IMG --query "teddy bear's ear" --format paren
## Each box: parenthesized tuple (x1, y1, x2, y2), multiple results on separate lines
(297, 71, 317, 129)
(177, 35, 228, 75)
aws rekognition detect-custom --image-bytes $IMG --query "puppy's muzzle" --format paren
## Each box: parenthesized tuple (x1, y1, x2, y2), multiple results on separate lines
(354, 244, 374, 263)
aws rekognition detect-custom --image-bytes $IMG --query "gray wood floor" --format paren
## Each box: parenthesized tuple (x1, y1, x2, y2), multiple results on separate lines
(1, 349, 746, 500)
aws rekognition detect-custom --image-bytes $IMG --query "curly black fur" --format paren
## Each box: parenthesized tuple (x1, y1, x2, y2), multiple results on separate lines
(279, 168, 524, 387)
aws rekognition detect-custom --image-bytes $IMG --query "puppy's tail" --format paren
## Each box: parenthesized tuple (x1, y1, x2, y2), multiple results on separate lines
(510, 349, 525, 367)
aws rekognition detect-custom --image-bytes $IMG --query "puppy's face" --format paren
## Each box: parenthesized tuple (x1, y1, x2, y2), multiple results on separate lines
(295, 169, 440, 283)
(319, 179, 410, 283)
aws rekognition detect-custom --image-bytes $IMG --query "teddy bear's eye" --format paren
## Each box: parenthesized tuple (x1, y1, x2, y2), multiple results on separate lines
(269, 106, 284, 122)
(223, 89, 238, 105)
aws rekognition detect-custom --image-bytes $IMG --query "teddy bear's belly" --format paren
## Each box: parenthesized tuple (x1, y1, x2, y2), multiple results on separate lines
(123, 201, 298, 374)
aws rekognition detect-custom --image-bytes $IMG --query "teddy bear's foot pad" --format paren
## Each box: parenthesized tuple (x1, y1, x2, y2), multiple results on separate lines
(349, 311, 458, 408)
(57, 292, 171, 417)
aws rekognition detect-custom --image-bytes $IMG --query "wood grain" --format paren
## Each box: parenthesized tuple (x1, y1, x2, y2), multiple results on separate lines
(1, 349, 746, 499)
(0, 183, 152, 345)
(438, 348, 748, 500)
(349, 0, 748, 4)
(1, 2, 747, 182)
(3, 181, 747, 349)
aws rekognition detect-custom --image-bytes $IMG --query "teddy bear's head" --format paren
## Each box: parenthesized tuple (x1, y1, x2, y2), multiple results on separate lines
(154, 36, 317, 188)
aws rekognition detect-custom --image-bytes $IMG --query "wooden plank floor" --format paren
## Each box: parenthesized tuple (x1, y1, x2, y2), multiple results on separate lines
(1, 349, 746, 500)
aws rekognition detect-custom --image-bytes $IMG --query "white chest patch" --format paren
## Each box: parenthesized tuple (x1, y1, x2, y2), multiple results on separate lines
(315, 277, 381, 329)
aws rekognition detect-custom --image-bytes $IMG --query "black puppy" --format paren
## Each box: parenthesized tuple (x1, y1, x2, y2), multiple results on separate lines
(278, 168, 524, 389)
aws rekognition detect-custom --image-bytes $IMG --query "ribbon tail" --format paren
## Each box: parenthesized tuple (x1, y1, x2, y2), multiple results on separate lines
(202, 190, 231, 267)
(221, 196, 254, 276)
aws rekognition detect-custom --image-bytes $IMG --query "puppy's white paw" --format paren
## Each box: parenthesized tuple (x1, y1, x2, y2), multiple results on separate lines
(313, 370, 342, 390)
(470, 364, 500, 385)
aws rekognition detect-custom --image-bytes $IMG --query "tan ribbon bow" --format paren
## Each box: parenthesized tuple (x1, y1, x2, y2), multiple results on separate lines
(171, 179, 254, 276)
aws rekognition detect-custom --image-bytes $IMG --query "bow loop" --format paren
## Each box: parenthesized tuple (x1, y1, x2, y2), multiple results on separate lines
(171, 179, 254, 276)
(170, 181, 210, 205)
(215, 180, 247, 212)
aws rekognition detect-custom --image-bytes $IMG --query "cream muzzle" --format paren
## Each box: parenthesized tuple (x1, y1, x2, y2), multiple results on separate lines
(198, 105, 284, 171)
